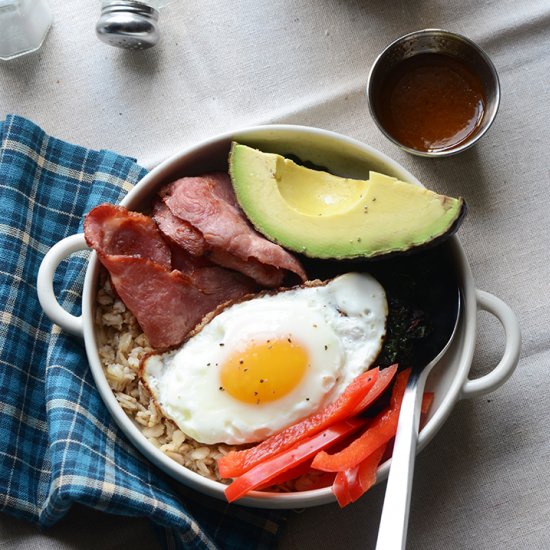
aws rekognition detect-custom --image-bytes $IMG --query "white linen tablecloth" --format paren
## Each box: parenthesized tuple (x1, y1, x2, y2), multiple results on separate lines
(1, 0, 549, 548)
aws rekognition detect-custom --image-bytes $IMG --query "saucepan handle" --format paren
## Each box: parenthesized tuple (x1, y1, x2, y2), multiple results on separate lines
(36, 233, 88, 338)
(460, 289, 521, 399)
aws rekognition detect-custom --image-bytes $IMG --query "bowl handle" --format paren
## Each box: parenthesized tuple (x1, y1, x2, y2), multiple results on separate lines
(36, 234, 89, 338)
(460, 289, 521, 399)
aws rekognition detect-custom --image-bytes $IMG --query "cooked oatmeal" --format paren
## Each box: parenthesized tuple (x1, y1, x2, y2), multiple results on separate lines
(94, 277, 237, 482)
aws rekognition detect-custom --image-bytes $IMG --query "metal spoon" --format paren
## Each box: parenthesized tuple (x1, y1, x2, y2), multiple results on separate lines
(376, 286, 461, 550)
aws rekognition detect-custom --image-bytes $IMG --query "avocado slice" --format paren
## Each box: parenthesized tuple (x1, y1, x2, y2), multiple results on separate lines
(229, 143, 466, 259)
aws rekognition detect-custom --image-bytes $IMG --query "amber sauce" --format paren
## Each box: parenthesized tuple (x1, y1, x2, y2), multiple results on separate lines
(376, 53, 486, 152)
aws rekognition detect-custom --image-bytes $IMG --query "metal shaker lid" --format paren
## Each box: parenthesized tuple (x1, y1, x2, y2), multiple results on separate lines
(96, 1, 160, 50)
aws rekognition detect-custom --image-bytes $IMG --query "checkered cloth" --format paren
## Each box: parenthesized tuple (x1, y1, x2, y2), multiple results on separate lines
(0, 115, 286, 549)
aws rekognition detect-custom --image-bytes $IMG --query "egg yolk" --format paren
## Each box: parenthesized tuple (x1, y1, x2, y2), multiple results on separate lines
(220, 339, 308, 404)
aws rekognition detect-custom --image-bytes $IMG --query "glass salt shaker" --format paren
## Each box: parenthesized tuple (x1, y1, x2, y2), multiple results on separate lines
(96, 0, 172, 50)
(0, 0, 53, 61)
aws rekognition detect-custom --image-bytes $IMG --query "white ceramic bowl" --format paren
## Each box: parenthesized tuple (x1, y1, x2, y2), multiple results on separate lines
(37, 126, 521, 509)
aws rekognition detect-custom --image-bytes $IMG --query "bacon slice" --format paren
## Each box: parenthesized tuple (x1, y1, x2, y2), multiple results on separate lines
(168, 242, 258, 299)
(84, 203, 256, 349)
(152, 199, 207, 257)
(155, 194, 286, 287)
(208, 249, 286, 288)
(159, 172, 307, 287)
(97, 256, 252, 349)
(84, 203, 171, 268)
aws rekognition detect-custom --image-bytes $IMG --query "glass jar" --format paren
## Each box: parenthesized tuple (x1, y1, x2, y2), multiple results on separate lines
(0, 0, 53, 61)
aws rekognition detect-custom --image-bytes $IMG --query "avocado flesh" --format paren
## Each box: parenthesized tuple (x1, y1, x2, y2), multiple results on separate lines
(229, 143, 465, 259)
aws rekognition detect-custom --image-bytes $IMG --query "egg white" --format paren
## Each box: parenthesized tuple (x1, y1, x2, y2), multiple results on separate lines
(141, 272, 387, 445)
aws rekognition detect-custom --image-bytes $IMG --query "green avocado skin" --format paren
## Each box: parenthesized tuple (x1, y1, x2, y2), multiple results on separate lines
(229, 143, 466, 260)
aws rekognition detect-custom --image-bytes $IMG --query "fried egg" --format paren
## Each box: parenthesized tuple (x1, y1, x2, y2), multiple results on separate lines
(141, 272, 387, 445)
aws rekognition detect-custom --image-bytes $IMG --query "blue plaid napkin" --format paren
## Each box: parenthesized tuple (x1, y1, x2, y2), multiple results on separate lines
(0, 115, 286, 549)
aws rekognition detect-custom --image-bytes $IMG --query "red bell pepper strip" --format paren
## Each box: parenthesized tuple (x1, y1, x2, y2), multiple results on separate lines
(332, 468, 352, 507)
(349, 364, 398, 416)
(218, 368, 380, 479)
(311, 369, 411, 473)
(347, 444, 386, 504)
(332, 444, 387, 507)
(255, 459, 313, 490)
(224, 418, 367, 503)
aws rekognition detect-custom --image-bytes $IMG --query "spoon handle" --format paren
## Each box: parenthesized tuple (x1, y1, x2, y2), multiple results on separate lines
(375, 368, 426, 550)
